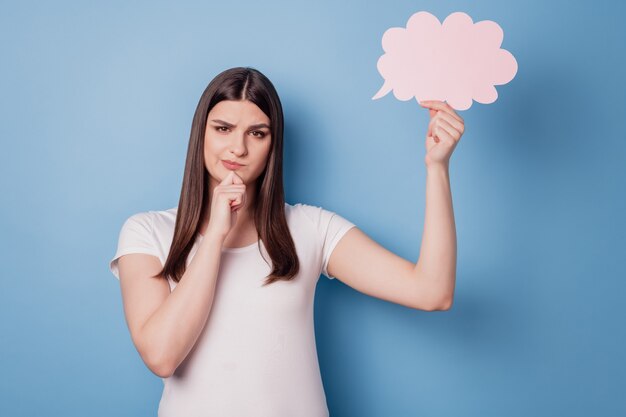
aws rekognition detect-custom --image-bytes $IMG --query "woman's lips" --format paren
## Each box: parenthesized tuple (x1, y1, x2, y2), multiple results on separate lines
(222, 160, 244, 170)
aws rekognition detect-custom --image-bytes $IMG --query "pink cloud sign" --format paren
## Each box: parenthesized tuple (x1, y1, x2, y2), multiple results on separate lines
(373, 11, 518, 110)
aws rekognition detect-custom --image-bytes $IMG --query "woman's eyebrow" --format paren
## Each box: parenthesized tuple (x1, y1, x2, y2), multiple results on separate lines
(210, 119, 270, 129)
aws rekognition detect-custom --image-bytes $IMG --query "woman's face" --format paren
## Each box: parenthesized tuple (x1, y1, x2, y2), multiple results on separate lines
(204, 99, 272, 188)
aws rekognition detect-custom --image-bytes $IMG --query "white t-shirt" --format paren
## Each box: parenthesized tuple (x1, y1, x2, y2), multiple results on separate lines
(109, 202, 356, 417)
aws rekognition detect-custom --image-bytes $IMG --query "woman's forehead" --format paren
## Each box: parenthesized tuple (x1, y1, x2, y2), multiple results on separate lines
(209, 100, 269, 122)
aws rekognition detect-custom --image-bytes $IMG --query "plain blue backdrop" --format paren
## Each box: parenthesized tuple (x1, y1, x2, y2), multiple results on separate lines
(1, 0, 624, 416)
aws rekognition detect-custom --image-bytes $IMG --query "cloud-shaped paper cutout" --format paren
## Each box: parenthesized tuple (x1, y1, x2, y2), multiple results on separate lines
(373, 11, 518, 110)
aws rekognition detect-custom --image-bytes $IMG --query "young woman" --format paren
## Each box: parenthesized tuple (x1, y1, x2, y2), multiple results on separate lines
(109, 66, 464, 416)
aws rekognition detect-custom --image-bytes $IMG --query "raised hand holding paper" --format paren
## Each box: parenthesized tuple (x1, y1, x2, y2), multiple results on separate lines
(373, 11, 518, 110)
(419, 100, 465, 168)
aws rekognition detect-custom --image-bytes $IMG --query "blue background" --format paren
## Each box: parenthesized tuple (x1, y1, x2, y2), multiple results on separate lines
(2, 0, 625, 416)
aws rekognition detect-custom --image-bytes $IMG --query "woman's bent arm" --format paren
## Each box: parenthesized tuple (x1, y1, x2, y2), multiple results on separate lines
(118, 231, 225, 378)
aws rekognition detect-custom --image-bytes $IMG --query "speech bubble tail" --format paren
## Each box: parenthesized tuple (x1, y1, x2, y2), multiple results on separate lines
(372, 80, 393, 100)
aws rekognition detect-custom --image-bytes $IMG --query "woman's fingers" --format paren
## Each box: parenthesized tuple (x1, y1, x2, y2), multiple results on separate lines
(227, 191, 246, 211)
(432, 122, 457, 148)
(434, 117, 462, 142)
(424, 102, 465, 139)
(419, 100, 463, 123)
(428, 111, 461, 138)
(437, 111, 464, 135)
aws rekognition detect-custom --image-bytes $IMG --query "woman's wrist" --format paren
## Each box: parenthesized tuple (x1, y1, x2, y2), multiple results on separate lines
(203, 228, 227, 246)
(426, 162, 450, 176)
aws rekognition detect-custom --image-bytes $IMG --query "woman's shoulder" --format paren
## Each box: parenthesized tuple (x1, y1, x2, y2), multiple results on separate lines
(286, 201, 325, 217)
(285, 201, 312, 214)
(286, 201, 321, 212)
(150, 206, 177, 220)
(287, 201, 355, 235)
(149, 206, 178, 236)
(285, 201, 330, 231)
(124, 206, 175, 224)
(118, 207, 176, 240)
(119, 210, 152, 233)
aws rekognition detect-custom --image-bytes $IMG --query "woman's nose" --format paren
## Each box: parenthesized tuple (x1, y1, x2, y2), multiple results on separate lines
(229, 134, 247, 155)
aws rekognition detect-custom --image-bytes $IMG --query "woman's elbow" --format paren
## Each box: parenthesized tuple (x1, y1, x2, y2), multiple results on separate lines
(436, 295, 454, 311)
(137, 340, 175, 378)
(144, 350, 174, 378)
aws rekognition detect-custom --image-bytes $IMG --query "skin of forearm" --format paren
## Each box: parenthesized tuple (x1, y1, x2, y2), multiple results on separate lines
(140, 231, 225, 376)
(414, 164, 457, 307)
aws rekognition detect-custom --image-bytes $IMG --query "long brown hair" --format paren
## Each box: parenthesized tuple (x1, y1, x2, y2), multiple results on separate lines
(156, 66, 299, 286)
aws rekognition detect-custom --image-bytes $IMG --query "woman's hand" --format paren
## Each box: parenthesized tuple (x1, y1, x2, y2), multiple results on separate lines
(206, 170, 247, 239)
(419, 100, 465, 169)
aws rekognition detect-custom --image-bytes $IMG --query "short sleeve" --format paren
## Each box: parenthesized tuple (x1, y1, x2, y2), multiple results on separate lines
(298, 204, 357, 279)
(109, 212, 160, 280)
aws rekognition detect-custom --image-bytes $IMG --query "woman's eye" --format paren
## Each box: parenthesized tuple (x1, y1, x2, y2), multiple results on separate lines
(215, 126, 266, 138)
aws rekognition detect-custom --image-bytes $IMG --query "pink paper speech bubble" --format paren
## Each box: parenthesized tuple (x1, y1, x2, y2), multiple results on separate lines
(373, 11, 518, 110)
